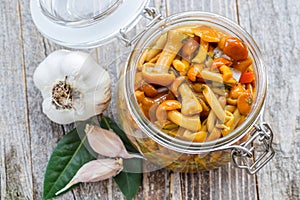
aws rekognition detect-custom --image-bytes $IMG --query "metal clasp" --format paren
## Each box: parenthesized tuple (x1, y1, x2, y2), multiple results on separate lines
(231, 122, 275, 174)
(119, 7, 163, 47)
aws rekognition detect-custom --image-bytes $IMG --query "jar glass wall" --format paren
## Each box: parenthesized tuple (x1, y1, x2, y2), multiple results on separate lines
(117, 12, 267, 172)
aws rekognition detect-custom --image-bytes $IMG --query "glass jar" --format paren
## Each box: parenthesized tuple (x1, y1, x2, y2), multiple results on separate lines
(117, 11, 274, 173)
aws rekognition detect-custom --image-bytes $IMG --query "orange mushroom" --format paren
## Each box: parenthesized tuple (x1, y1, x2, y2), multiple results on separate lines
(237, 93, 253, 115)
(223, 38, 248, 61)
(156, 100, 182, 126)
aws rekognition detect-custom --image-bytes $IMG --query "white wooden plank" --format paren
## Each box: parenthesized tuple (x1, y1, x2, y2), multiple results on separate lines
(0, 0, 33, 199)
(19, 0, 121, 198)
(170, 172, 183, 200)
(238, 0, 300, 199)
(166, 0, 238, 22)
(18, 0, 80, 199)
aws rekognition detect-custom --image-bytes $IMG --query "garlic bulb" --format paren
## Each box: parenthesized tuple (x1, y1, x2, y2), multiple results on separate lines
(33, 50, 111, 124)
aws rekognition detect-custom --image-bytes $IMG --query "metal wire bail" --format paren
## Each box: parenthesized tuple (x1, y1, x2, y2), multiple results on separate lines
(119, 7, 162, 47)
(231, 122, 275, 174)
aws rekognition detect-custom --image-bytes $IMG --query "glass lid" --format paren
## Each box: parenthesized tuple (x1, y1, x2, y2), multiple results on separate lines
(39, 0, 123, 26)
(30, 0, 149, 48)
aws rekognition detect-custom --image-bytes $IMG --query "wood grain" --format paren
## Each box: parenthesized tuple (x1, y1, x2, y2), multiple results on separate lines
(1, 0, 299, 199)
(238, 0, 300, 199)
(0, 0, 33, 199)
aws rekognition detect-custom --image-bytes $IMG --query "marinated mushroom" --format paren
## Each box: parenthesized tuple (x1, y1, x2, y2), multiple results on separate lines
(237, 93, 253, 115)
(135, 25, 256, 144)
(156, 100, 181, 126)
(192, 39, 209, 64)
(202, 84, 226, 122)
(219, 111, 234, 136)
(192, 26, 220, 43)
(170, 76, 185, 97)
(229, 83, 247, 99)
(219, 65, 235, 83)
(182, 130, 207, 142)
(142, 30, 188, 86)
(233, 58, 253, 72)
(187, 64, 204, 82)
(140, 90, 175, 120)
(206, 128, 222, 142)
(181, 37, 200, 61)
(178, 83, 202, 115)
(142, 63, 176, 86)
(211, 57, 233, 70)
(223, 38, 248, 61)
(199, 69, 223, 83)
(172, 59, 189, 75)
(145, 33, 168, 62)
(167, 110, 201, 132)
(138, 80, 158, 98)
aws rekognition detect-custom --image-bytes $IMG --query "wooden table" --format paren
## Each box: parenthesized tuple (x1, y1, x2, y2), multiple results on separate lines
(1, 0, 299, 199)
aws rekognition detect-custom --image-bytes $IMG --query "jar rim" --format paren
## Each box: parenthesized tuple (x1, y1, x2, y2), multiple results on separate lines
(124, 11, 267, 153)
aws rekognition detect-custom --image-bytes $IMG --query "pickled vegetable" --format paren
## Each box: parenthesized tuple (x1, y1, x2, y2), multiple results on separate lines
(129, 24, 257, 171)
(135, 25, 255, 143)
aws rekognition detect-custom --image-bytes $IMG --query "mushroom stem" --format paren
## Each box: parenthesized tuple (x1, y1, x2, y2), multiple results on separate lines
(142, 30, 187, 86)
(155, 30, 188, 71)
(156, 100, 181, 126)
(170, 76, 185, 97)
(202, 84, 226, 122)
(146, 33, 168, 62)
(142, 63, 176, 86)
(167, 110, 201, 132)
(178, 83, 202, 116)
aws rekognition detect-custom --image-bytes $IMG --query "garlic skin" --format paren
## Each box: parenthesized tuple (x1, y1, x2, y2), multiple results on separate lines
(33, 50, 111, 124)
(55, 158, 123, 195)
(85, 124, 144, 159)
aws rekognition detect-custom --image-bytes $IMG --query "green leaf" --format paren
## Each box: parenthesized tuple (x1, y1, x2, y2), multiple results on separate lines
(42, 124, 96, 200)
(100, 116, 143, 200)
(113, 160, 142, 200)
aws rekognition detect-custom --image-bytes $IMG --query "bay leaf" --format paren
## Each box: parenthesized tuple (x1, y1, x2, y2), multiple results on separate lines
(113, 162, 142, 200)
(42, 125, 95, 200)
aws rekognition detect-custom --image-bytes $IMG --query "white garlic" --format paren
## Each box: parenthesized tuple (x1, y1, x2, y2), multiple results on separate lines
(55, 158, 123, 196)
(85, 124, 144, 159)
(33, 50, 111, 124)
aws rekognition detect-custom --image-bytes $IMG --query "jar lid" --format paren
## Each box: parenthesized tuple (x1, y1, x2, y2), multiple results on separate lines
(30, 0, 149, 48)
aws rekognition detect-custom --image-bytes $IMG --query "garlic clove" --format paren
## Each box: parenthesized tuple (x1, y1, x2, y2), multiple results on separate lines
(80, 83, 111, 119)
(55, 158, 123, 196)
(33, 50, 69, 90)
(59, 51, 89, 79)
(85, 124, 144, 159)
(42, 98, 77, 124)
